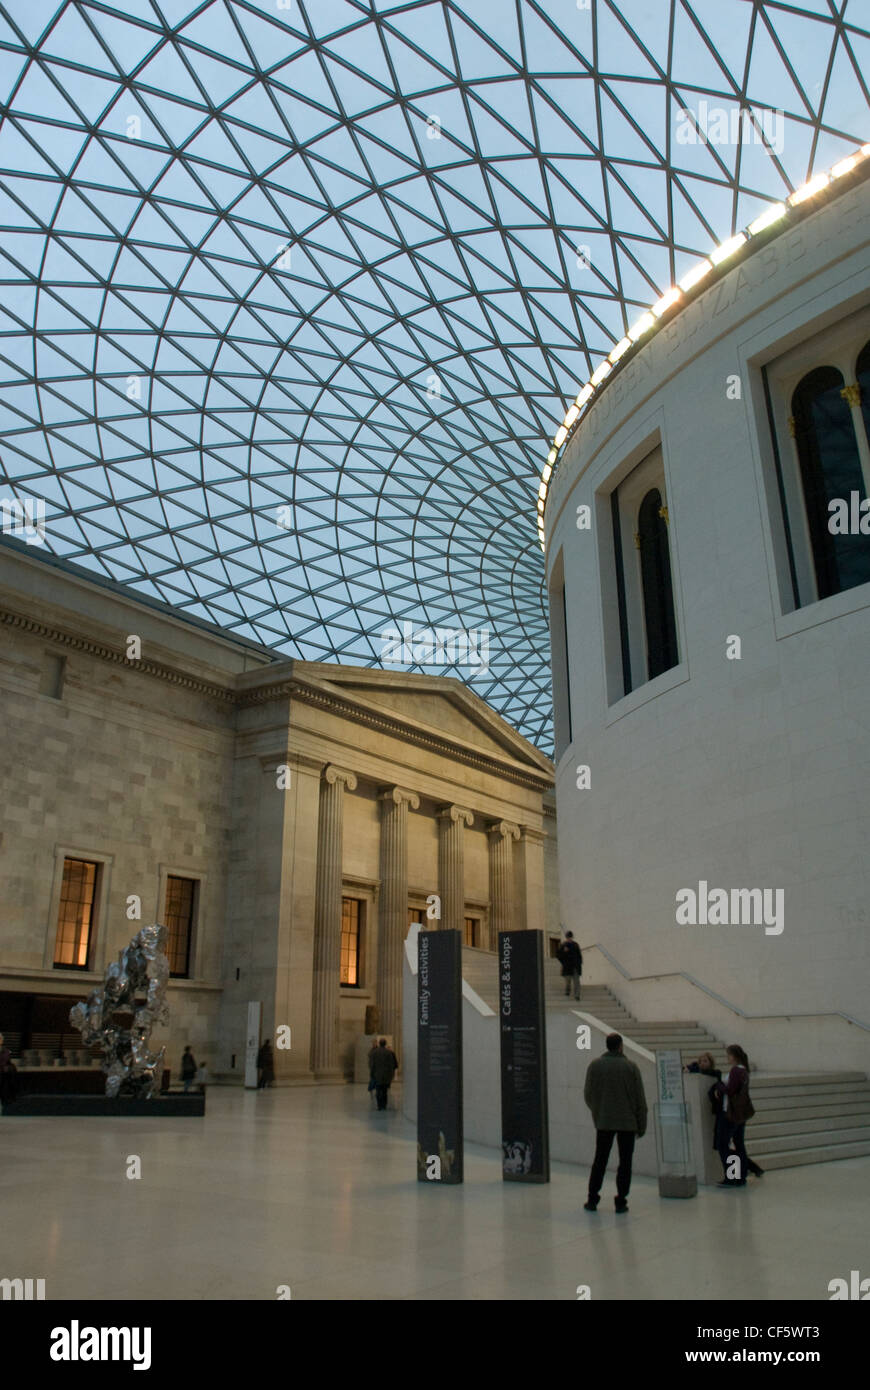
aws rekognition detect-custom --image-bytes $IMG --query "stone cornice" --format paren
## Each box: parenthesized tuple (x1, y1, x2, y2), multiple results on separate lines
(1, 604, 554, 790)
(0, 606, 236, 704)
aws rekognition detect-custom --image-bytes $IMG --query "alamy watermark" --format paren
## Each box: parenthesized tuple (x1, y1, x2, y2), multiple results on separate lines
(676, 102, 784, 155)
(676, 881, 784, 936)
(827, 492, 870, 535)
(1, 496, 46, 546)
(381, 621, 490, 673)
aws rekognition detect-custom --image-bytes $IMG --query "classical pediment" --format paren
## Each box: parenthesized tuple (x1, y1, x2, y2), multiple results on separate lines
(290, 663, 553, 778)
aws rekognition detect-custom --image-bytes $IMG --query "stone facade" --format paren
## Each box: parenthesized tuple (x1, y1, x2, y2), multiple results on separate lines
(0, 543, 555, 1080)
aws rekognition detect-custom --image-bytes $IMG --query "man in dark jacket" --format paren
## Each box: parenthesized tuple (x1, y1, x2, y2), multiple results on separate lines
(583, 1033, 647, 1213)
(557, 931, 583, 999)
(370, 1038, 399, 1111)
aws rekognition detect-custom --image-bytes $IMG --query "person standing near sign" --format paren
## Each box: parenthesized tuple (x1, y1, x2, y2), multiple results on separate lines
(714, 1045, 755, 1187)
(583, 1033, 647, 1213)
(557, 931, 583, 999)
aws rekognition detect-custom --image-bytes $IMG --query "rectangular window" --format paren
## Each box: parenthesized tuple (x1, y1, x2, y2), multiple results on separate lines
(53, 859, 97, 969)
(341, 897, 362, 985)
(165, 875, 196, 977)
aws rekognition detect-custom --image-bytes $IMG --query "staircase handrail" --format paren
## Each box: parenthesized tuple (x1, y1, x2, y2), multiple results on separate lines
(576, 942, 870, 1032)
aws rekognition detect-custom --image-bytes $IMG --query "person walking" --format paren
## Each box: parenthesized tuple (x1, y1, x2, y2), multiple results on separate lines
(583, 1033, 647, 1213)
(180, 1045, 197, 1094)
(557, 931, 583, 1000)
(369, 1038, 399, 1112)
(257, 1039, 274, 1090)
(714, 1044, 756, 1187)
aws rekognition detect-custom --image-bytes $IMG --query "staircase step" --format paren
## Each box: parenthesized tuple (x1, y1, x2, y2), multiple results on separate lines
(750, 1138, 870, 1169)
(751, 1112, 870, 1139)
(750, 1125, 870, 1155)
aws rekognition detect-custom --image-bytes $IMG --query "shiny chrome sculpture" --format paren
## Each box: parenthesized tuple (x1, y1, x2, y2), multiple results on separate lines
(70, 923, 170, 1098)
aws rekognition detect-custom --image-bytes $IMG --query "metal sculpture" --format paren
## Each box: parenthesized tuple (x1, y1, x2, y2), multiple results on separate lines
(70, 924, 170, 1099)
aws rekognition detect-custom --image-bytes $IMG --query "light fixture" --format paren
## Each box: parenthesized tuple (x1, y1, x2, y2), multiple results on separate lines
(608, 337, 631, 364)
(831, 155, 859, 179)
(554, 425, 568, 447)
(590, 361, 611, 386)
(710, 233, 747, 265)
(575, 383, 594, 406)
(679, 259, 713, 292)
(564, 405, 580, 428)
(628, 311, 655, 341)
(652, 288, 681, 317)
(788, 173, 829, 206)
(748, 203, 787, 235)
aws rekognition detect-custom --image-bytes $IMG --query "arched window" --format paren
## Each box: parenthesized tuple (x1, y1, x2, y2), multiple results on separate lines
(792, 366, 870, 599)
(637, 487, 678, 679)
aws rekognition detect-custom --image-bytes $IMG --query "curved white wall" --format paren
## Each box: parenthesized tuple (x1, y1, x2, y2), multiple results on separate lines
(545, 174, 870, 1072)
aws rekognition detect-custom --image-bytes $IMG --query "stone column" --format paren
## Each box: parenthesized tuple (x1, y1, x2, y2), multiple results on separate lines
(311, 765, 357, 1080)
(437, 804, 474, 933)
(377, 786, 420, 1050)
(515, 826, 547, 934)
(488, 820, 521, 943)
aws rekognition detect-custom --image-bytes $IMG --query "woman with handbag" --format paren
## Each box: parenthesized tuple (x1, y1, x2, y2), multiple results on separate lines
(715, 1044, 755, 1187)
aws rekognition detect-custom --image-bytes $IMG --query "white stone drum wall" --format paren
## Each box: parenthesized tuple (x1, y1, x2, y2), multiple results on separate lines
(545, 178, 870, 1073)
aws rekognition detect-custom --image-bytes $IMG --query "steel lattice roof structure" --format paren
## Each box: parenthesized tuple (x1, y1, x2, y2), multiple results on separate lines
(1, 1, 869, 751)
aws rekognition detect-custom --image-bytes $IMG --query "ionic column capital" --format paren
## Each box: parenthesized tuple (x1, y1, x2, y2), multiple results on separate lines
(488, 819, 520, 842)
(437, 804, 474, 828)
(323, 764, 357, 791)
(378, 785, 420, 810)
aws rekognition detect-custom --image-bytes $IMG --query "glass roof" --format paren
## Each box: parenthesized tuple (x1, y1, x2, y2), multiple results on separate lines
(1, 0, 868, 752)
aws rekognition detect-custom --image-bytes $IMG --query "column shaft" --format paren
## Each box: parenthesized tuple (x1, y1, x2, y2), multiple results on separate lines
(488, 820, 521, 942)
(437, 805, 473, 934)
(377, 786, 420, 1052)
(311, 766, 356, 1078)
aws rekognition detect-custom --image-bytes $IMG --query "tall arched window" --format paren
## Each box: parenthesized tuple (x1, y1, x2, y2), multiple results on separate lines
(637, 487, 678, 679)
(792, 366, 870, 599)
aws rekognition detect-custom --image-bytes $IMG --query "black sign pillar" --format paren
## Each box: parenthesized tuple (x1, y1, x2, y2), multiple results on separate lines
(417, 929, 463, 1183)
(499, 930, 550, 1182)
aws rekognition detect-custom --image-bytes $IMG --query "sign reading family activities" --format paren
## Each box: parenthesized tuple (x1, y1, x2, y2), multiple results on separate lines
(499, 930, 550, 1183)
(417, 929, 463, 1184)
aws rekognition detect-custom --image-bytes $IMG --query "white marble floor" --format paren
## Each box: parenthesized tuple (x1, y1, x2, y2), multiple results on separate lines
(3, 1085, 866, 1301)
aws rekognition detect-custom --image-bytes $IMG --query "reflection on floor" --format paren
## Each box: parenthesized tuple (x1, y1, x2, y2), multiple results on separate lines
(3, 1085, 866, 1301)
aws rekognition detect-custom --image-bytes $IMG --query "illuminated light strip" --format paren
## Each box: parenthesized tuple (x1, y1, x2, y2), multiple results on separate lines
(679, 258, 713, 292)
(710, 232, 747, 265)
(832, 155, 859, 179)
(538, 141, 870, 551)
(652, 287, 681, 317)
(748, 203, 787, 235)
(788, 172, 829, 206)
(628, 311, 655, 341)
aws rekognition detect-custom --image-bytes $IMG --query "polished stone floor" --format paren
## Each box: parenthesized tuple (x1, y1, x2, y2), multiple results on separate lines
(4, 1085, 866, 1301)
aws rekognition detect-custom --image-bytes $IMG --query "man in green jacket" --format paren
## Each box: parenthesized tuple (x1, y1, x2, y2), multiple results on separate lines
(583, 1033, 648, 1213)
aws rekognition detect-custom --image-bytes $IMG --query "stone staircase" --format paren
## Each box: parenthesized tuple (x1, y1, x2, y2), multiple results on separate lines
(461, 947, 870, 1171)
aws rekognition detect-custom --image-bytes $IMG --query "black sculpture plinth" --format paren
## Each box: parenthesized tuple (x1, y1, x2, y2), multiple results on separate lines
(2, 1093, 205, 1117)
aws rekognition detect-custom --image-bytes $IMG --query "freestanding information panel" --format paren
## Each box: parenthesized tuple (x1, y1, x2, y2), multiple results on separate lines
(499, 930, 550, 1182)
(417, 929, 463, 1183)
